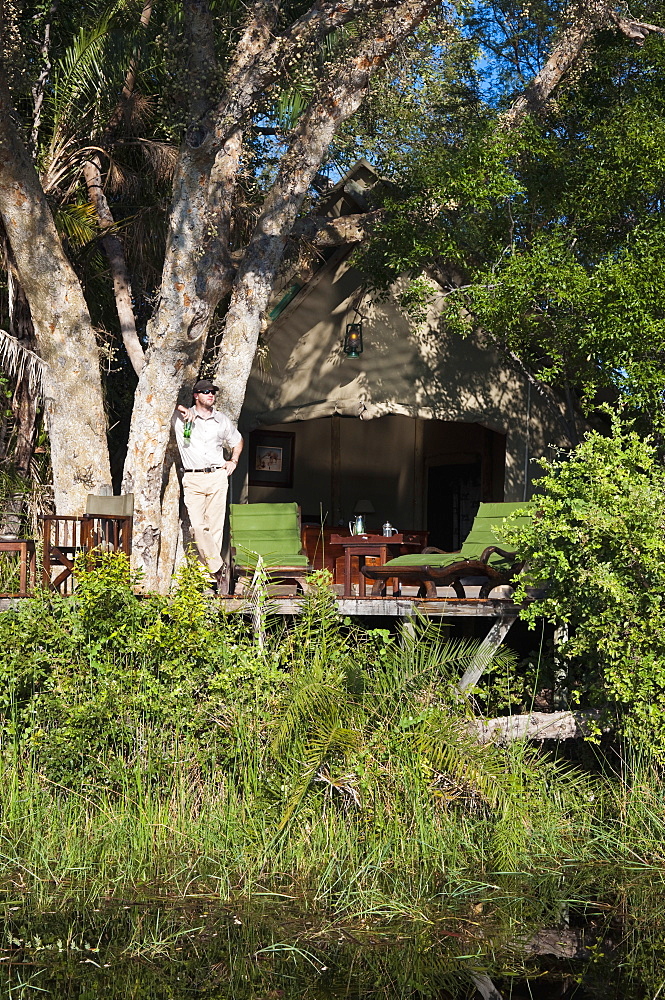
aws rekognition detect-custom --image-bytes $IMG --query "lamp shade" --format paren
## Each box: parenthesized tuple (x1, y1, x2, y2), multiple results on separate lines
(353, 497, 375, 514)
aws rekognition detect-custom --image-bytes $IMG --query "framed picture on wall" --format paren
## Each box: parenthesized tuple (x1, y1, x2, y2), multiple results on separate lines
(248, 430, 295, 488)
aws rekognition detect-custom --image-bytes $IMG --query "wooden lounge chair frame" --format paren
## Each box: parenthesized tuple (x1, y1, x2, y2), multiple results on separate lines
(363, 546, 522, 599)
(361, 502, 532, 598)
(229, 502, 313, 595)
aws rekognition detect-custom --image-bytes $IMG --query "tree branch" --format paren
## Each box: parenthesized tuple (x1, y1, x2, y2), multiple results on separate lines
(82, 159, 145, 375)
(30, 0, 59, 153)
(611, 12, 665, 44)
(187, 2, 284, 304)
(81, 1, 155, 376)
(503, 0, 665, 126)
(212, 0, 397, 143)
(502, 0, 610, 125)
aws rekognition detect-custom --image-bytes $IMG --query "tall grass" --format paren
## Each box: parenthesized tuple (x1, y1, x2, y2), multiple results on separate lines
(1, 553, 665, 959)
(0, 735, 594, 920)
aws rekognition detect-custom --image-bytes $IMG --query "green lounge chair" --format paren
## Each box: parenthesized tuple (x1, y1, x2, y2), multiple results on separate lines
(229, 502, 312, 595)
(361, 502, 534, 599)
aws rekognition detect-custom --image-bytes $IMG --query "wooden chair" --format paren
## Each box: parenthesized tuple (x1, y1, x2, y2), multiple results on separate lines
(229, 502, 313, 595)
(41, 494, 133, 594)
(361, 502, 534, 598)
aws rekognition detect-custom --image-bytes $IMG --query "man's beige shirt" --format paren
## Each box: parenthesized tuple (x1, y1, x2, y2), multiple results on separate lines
(173, 409, 242, 471)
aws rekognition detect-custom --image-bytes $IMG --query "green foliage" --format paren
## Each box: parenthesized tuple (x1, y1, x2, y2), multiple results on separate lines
(0, 552, 289, 785)
(349, 11, 665, 419)
(0, 551, 602, 929)
(504, 414, 665, 753)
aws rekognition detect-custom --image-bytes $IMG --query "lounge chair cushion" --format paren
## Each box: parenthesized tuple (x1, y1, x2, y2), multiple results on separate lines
(381, 502, 533, 572)
(230, 502, 309, 568)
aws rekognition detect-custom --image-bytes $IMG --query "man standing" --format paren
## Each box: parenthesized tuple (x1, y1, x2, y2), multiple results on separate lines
(173, 378, 243, 592)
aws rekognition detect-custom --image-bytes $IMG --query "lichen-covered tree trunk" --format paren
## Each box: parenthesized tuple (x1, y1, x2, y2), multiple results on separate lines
(121, 0, 251, 588)
(121, 140, 238, 589)
(0, 80, 111, 513)
(8, 278, 39, 474)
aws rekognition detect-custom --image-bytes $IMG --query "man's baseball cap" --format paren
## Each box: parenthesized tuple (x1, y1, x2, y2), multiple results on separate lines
(193, 379, 218, 393)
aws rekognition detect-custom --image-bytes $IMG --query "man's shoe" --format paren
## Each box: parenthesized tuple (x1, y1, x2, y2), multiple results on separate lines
(213, 565, 229, 596)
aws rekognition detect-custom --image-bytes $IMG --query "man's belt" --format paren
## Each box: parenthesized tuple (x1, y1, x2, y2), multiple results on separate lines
(185, 465, 226, 473)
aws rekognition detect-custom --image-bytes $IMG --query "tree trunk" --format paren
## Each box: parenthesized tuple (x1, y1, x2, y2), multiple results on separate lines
(6, 265, 38, 474)
(155, 441, 183, 590)
(121, 0, 264, 587)
(30, 0, 59, 153)
(80, 0, 153, 378)
(502, 0, 620, 126)
(11, 384, 38, 475)
(0, 84, 111, 512)
(120, 131, 239, 588)
(82, 157, 145, 376)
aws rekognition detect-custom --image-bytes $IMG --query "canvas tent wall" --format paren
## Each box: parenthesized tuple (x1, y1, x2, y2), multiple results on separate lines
(237, 230, 574, 533)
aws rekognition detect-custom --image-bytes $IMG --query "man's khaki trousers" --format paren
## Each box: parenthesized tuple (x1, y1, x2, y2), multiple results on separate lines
(182, 468, 228, 577)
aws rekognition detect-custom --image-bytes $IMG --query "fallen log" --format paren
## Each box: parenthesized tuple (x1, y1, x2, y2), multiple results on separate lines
(471, 710, 611, 744)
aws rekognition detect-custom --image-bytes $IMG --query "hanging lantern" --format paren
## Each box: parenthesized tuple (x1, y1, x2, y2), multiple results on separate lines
(343, 323, 363, 358)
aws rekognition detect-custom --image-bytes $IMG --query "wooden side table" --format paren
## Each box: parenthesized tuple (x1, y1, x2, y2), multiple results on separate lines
(0, 538, 37, 596)
(330, 534, 421, 597)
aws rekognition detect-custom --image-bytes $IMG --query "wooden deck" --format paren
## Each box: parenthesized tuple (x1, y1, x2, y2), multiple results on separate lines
(221, 595, 521, 617)
(0, 594, 521, 617)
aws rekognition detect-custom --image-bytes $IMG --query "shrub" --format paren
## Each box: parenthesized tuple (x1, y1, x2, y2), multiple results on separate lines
(504, 413, 665, 753)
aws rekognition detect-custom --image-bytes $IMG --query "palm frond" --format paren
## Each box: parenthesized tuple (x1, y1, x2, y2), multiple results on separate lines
(0, 330, 46, 397)
(277, 719, 362, 831)
(133, 139, 179, 184)
(413, 712, 517, 810)
(53, 201, 99, 248)
(42, 6, 137, 178)
(42, 142, 108, 196)
(274, 89, 312, 130)
(50, 17, 116, 136)
(106, 158, 141, 198)
(370, 620, 518, 713)
(270, 679, 343, 761)
(303, 719, 362, 773)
